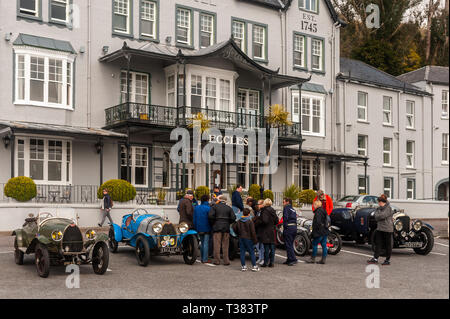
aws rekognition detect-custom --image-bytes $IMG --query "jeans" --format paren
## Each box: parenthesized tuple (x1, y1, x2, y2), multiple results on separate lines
(239, 238, 256, 267)
(100, 209, 113, 226)
(255, 242, 264, 262)
(263, 243, 275, 265)
(283, 226, 297, 263)
(311, 236, 328, 258)
(374, 231, 393, 260)
(198, 233, 210, 262)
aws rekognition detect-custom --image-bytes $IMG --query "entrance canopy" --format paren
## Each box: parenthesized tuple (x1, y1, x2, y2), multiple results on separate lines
(284, 145, 368, 163)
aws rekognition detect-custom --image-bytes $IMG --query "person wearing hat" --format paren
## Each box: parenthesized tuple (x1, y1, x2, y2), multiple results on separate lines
(313, 190, 333, 216)
(178, 190, 195, 229)
(208, 194, 236, 265)
(367, 194, 394, 265)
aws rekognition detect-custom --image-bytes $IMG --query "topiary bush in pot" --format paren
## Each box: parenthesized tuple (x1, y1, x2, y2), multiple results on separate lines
(248, 184, 261, 201)
(4, 176, 37, 202)
(195, 186, 210, 200)
(298, 189, 317, 205)
(262, 189, 274, 201)
(97, 179, 136, 202)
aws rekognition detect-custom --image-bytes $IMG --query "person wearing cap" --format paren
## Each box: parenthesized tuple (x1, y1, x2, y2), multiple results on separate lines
(208, 194, 236, 265)
(313, 190, 333, 216)
(178, 190, 194, 229)
(367, 194, 394, 266)
(282, 198, 298, 266)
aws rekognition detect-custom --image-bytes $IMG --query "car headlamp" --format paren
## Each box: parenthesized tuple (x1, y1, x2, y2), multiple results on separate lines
(179, 222, 189, 233)
(85, 229, 96, 240)
(152, 222, 163, 234)
(170, 238, 175, 246)
(394, 220, 403, 232)
(51, 230, 63, 241)
(413, 220, 422, 231)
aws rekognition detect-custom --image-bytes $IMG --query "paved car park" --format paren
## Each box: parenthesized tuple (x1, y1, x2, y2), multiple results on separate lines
(0, 233, 448, 299)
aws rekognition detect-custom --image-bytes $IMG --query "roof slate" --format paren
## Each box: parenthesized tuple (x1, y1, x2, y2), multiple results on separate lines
(397, 66, 449, 85)
(13, 33, 76, 54)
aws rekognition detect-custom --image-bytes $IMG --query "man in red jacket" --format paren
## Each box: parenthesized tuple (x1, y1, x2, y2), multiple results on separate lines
(313, 190, 333, 216)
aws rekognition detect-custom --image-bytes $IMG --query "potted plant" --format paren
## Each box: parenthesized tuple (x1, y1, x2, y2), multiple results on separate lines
(156, 188, 167, 205)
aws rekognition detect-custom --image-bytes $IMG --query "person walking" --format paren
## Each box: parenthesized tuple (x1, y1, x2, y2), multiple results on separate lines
(259, 198, 279, 268)
(209, 195, 236, 265)
(313, 190, 334, 216)
(306, 200, 329, 264)
(232, 184, 244, 216)
(252, 199, 265, 265)
(178, 190, 194, 229)
(282, 198, 298, 266)
(99, 188, 113, 227)
(367, 194, 394, 265)
(193, 194, 212, 264)
(232, 208, 260, 272)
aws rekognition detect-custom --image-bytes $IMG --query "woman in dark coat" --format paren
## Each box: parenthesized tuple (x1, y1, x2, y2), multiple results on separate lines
(257, 198, 279, 267)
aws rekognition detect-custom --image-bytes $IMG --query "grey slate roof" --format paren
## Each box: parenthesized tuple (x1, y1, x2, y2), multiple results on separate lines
(291, 82, 328, 94)
(338, 58, 430, 96)
(13, 33, 76, 54)
(397, 66, 449, 86)
(238, 0, 284, 9)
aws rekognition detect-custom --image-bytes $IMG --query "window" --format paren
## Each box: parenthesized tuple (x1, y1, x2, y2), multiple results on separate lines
(406, 100, 415, 129)
(407, 179, 415, 200)
(15, 137, 71, 184)
(358, 176, 368, 194)
(311, 38, 323, 71)
(237, 157, 247, 189)
(200, 13, 214, 48)
(220, 79, 231, 112)
(120, 71, 149, 104)
(140, 0, 157, 39)
(167, 75, 175, 106)
(298, 94, 325, 136)
(406, 140, 415, 168)
(50, 0, 68, 23)
(19, 0, 40, 18)
(299, 159, 321, 190)
(357, 91, 368, 121)
(253, 25, 266, 61)
(442, 90, 449, 118)
(383, 138, 392, 166)
(383, 96, 392, 125)
(299, 0, 318, 13)
(237, 89, 260, 128)
(121, 146, 148, 187)
(14, 50, 74, 109)
(162, 152, 170, 188)
(384, 177, 393, 199)
(205, 77, 217, 110)
(443, 133, 449, 164)
(293, 34, 306, 68)
(113, 0, 131, 35)
(191, 75, 202, 109)
(232, 20, 246, 53)
(176, 7, 192, 46)
(358, 135, 368, 156)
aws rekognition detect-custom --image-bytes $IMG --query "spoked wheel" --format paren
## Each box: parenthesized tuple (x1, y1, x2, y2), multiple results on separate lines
(327, 231, 342, 255)
(35, 243, 50, 278)
(276, 227, 285, 246)
(92, 242, 109, 275)
(14, 237, 24, 265)
(108, 227, 118, 253)
(413, 228, 434, 255)
(294, 232, 310, 256)
(135, 236, 150, 267)
(183, 236, 199, 265)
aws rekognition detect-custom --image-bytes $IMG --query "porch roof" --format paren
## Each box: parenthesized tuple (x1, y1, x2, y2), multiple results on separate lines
(99, 39, 310, 89)
(284, 145, 368, 163)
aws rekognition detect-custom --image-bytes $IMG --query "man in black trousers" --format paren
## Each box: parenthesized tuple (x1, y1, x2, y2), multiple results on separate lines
(282, 198, 298, 266)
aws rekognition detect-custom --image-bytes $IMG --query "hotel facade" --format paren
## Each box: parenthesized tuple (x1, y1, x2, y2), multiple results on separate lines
(0, 0, 448, 202)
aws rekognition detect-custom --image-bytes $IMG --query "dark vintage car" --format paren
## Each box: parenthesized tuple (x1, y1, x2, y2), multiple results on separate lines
(330, 207, 435, 255)
(12, 211, 109, 278)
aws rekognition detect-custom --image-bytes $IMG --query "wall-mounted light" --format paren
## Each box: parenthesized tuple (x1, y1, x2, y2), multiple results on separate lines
(102, 46, 109, 54)
(79, 46, 86, 54)
(165, 36, 172, 45)
(95, 141, 104, 153)
(5, 33, 12, 42)
(2, 135, 11, 148)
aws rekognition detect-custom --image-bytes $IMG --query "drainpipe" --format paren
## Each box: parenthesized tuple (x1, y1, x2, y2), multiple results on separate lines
(421, 94, 425, 200)
(430, 82, 434, 199)
(278, 9, 285, 106)
(397, 90, 401, 199)
(343, 80, 347, 195)
(87, 0, 92, 127)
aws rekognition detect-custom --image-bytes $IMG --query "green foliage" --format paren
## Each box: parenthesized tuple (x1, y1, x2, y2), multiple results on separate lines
(156, 188, 167, 201)
(262, 189, 274, 201)
(4, 176, 37, 202)
(283, 184, 301, 207)
(248, 184, 261, 201)
(298, 189, 317, 205)
(97, 179, 136, 202)
(227, 184, 237, 195)
(195, 186, 210, 200)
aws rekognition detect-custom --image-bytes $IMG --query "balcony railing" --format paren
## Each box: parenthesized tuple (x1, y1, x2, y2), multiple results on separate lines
(105, 102, 301, 139)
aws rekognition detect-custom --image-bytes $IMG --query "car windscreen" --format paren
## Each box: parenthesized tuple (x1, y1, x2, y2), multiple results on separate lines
(338, 196, 360, 202)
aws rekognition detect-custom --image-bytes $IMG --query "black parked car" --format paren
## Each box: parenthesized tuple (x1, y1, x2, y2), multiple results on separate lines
(330, 207, 434, 255)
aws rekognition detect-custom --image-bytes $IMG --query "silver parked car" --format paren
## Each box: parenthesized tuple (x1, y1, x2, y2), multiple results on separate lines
(335, 195, 379, 209)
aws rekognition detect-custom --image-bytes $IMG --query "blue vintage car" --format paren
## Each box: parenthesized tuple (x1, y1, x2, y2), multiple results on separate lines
(108, 208, 199, 266)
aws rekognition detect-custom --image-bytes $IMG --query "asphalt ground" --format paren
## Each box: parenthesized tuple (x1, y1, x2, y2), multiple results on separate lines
(0, 233, 448, 299)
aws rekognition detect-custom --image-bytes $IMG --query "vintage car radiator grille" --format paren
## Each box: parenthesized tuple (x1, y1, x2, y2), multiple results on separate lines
(62, 225, 83, 252)
(397, 216, 410, 232)
(161, 223, 177, 236)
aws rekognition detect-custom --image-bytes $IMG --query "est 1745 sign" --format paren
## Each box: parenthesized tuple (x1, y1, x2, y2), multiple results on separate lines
(300, 13, 318, 33)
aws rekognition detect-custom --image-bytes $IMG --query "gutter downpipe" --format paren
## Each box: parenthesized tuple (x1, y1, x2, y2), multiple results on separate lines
(430, 82, 434, 199)
(279, 9, 285, 106)
(343, 80, 347, 195)
(397, 89, 401, 199)
(87, 0, 92, 127)
(421, 93, 425, 200)
(331, 21, 339, 195)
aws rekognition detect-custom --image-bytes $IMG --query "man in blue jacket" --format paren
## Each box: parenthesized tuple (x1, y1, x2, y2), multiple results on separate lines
(232, 184, 244, 216)
(282, 198, 298, 266)
(193, 194, 212, 263)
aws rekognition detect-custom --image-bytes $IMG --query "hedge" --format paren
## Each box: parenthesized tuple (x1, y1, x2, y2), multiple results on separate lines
(97, 179, 136, 202)
(298, 189, 317, 205)
(4, 176, 37, 202)
(195, 186, 210, 200)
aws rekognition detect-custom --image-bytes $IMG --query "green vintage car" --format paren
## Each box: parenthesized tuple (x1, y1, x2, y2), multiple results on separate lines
(12, 211, 109, 278)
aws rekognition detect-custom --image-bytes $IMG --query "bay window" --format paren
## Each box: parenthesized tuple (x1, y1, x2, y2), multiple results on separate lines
(15, 137, 72, 184)
(220, 79, 231, 112)
(121, 146, 148, 187)
(297, 93, 325, 136)
(113, 0, 131, 35)
(14, 49, 74, 109)
(140, 0, 157, 39)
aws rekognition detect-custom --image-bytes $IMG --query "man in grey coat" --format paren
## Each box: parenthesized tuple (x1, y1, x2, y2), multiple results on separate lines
(367, 194, 394, 265)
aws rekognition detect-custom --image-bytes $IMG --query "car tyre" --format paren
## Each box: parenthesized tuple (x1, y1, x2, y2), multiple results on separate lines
(92, 242, 109, 275)
(108, 227, 118, 253)
(327, 230, 342, 255)
(135, 236, 150, 267)
(14, 237, 24, 265)
(35, 243, 50, 278)
(413, 227, 434, 255)
(294, 232, 310, 256)
(183, 235, 199, 265)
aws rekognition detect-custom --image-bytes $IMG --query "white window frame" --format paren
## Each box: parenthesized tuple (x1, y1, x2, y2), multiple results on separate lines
(15, 135, 72, 185)
(232, 20, 246, 53)
(383, 137, 392, 166)
(384, 177, 393, 199)
(113, 0, 131, 35)
(407, 179, 415, 200)
(120, 70, 149, 104)
(200, 13, 214, 48)
(50, 0, 69, 23)
(299, 0, 318, 13)
(176, 7, 192, 45)
(406, 140, 415, 168)
(311, 38, 323, 72)
(442, 90, 449, 119)
(293, 34, 306, 68)
(293, 92, 325, 137)
(292, 158, 324, 190)
(140, 0, 157, 39)
(357, 91, 368, 122)
(383, 96, 392, 125)
(442, 133, 449, 165)
(14, 47, 75, 110)
(252, 25, 266, 61)
(358, 176, 368, 195)
(121, 145, 149, 188)
(358, 135, 368, 156)
(19, 0, 40, 17)
(406, 100, 415, 129)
